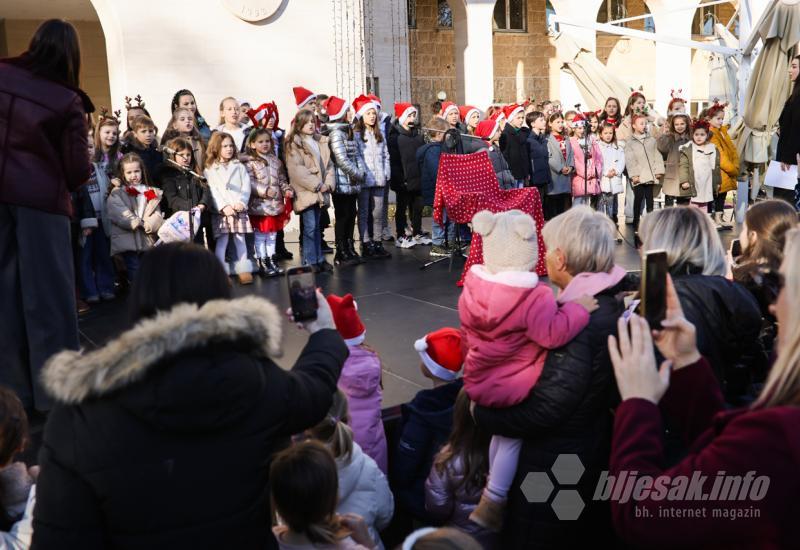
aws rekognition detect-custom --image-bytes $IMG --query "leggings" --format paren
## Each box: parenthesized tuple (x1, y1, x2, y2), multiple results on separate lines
(358, 187, 385, 243)
(254, 231, 277, 259)
(633, 184, 654, 230)
(215, 233, 248, 274)
(713, 191, 727, 214)
(395, 190, 422, 236)
(332, 194, 358, 243)
(485, 435, 523, 502)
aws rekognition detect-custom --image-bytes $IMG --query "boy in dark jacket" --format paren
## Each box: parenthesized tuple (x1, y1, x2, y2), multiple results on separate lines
(499, 104, 531, 187)
(388, 103, 426, 248)
(392, 328, 465, 521)
(417, 118, 455, 257)
(121, 115, 164, 187)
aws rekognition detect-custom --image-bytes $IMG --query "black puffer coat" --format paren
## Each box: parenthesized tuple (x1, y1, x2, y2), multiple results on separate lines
(388, 121, 423, 193)
(473, 284, 625, 549)
(32, 296, 348, 550)
(499, 124, 531, 181)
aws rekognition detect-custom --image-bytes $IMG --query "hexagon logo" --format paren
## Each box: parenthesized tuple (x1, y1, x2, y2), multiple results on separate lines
(551, 454, 585, 485)
(551, 489, 585, 520)
(520, 472, 554, 503)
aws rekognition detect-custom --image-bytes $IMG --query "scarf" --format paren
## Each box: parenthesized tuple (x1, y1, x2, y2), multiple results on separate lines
(554, 133, 567, 160)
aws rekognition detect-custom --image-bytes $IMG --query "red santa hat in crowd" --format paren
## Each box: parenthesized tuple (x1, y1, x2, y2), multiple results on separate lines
(395, 102, 417, 125)
(321, 96, 349, 122)
(458, 105, 480, 124)
(352, 94, 379, 120)
(293, 86, 316, 109)
(502, 103, 524, 122)
(571, 112, 588, 127)
(326, 293, 366, 346)
(367, 94, 382, 110)
(414, 327, 464, 381)
(439, 101, 459, 119)
(246, 101, 279, 129)
(475, 119, 500, 141)
(489, 109, 506, 124)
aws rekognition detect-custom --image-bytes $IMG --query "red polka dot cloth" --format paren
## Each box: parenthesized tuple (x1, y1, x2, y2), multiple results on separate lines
(433, 150, 546, 286)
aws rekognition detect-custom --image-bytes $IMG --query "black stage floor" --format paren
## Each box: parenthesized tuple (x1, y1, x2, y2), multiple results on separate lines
(77, 217, 736, 407)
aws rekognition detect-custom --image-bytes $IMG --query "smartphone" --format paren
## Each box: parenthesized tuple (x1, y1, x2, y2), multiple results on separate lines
(731, 238, 742, 258)
(640, 249, 668, 329)
(287, 266, 318, 322)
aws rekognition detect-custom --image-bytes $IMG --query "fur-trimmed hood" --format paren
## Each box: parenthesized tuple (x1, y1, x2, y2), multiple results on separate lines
(43, 296, 283, 405)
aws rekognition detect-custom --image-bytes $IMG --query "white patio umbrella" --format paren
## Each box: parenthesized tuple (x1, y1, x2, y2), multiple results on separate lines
(708, 23, 739, 111)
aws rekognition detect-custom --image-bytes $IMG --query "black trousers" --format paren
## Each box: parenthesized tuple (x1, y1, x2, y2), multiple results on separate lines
(664, 195, 690, 207)
(713, 191, 727, 213)
(0, 204, 80, 412)
(332, 193, 358, 243)
(544, 193, 571, 221)
(396, 190, 423, 236)
(633, 184, 654, 230)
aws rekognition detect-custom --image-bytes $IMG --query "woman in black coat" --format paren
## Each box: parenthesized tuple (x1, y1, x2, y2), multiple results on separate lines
(32, 244, 348, 550)
(473, 207, 627, 549)
(775, 55, 800, 208)
(639, 206, 765, 405)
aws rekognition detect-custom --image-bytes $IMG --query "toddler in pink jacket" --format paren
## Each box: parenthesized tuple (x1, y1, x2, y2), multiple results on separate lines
(328, 293, 388, 474)
(458, 209, 597, 531)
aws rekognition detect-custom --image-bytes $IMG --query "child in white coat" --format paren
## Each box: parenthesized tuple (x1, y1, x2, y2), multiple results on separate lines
(204, 132, 254, 284)
(597, 122, 626, 229)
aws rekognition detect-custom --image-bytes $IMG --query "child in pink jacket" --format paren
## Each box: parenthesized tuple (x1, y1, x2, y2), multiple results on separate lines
(327, 293, 388, 474)
(458, 209, 597, 531)
(570, 112, 604, 207)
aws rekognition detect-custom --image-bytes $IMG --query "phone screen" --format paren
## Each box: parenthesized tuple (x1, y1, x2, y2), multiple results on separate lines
(642, 250, 668, 329)
(731, 239, 742, 258)
(287, 267, 317, 322)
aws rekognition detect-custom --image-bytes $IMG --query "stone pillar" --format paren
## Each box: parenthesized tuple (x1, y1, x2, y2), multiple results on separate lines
(451, 0, 495, 106)
(645, 0, 699, 114)
(548, 0, 605, 110)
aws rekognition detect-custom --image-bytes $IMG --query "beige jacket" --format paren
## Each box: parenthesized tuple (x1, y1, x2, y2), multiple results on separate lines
(624, 134, 665, 186)
(106, 186, 164, 255)
(285, 134, 335, 213)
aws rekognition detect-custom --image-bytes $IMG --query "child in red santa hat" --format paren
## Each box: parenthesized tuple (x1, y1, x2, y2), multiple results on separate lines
(392, 327, 465, 521)
(475, 120, 516, 190)
(499, 104, 531, 188)
(327, 293, 388, 474)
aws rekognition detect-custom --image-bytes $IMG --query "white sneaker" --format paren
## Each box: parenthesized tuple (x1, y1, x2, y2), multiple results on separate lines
(414, 233, 433, 246)
(399, 236, 417, 248)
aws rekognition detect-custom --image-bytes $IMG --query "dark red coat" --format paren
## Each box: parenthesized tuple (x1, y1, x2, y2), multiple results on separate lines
(611, 358, 800, 549)
(0, 61, 92, 216)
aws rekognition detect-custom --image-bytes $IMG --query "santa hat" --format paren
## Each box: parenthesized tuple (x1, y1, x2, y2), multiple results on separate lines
(489, 109, 506, 123)
(367, 94, 382, 110)
(293, 86, 316, 109)
(439, 101, 459, 119)
(571, 112, 588, 127)
(502, 104, 524, 121)
(246, 102, 279, 129)
(414, 327, 464, 381)
(352, 94, 378, 120)
(395, 102, 417, 125)
(326, 294, 366, 346)
(458, 105, 480, 124)
(322, 96, 349, 122)
(475, 119, 500, 140)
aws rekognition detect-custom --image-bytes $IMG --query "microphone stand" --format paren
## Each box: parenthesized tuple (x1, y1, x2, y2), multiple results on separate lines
(163, 157, 205, 241)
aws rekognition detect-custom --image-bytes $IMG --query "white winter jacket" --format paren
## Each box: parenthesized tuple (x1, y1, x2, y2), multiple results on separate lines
(355, 130, 391, 188)
(598, 141, 626, 194)
(336, 442, 394, 550)
(204, 160, 251, 212)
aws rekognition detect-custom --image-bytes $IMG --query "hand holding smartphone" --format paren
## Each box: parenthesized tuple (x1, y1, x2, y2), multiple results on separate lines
(640, 249, 668, 330)
(287, 266, 318, 322)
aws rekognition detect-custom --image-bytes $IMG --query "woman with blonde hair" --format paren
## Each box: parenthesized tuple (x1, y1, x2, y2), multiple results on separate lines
(606, 228, 800, 548)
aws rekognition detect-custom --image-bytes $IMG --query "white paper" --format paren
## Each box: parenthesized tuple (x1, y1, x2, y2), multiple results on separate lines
(764, 160, 798, 190)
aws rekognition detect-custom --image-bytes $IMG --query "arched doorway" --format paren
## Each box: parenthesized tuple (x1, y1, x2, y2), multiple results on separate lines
(0, 0, 111, 112)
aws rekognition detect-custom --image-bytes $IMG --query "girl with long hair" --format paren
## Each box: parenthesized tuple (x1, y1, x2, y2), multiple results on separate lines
(161, 107, 205, 172)
(216, 96, 248, 151)
(170, 89, 211, 141)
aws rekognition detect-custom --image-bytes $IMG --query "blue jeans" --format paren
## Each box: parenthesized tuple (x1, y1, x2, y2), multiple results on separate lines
(300, 205, 322, 266)
(121, 251, 141, 285)
(432, 208, 456, 246)
(80, 223, 115, 298)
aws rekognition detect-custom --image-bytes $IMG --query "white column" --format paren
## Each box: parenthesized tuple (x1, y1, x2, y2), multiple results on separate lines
(645, 0, 699, 115)
(548, 0, 605, 110)
(452, 0, 495, 106)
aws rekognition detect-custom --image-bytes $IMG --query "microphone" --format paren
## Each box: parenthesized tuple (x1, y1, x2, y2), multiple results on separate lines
(162, 145, 177, 156)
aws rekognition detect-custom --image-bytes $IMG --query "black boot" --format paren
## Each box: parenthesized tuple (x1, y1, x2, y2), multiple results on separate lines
(361, 241, 376, 260)
(256, 258, 267, 277)
(373, 241, 392, 259)
(321, 240, 334, 254)
(274, 230, 293, 260)
(334, 241, 349, 266)
(348, 239, 363, 264)
(264, 257, 283, 277)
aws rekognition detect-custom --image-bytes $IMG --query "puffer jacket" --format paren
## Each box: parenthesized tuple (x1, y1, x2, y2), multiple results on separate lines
(709, 125, 740, 193)
(326, 123, 366, 195)
(473, 283, 627, 549)
(570, 136, 603, 197)
(527, 131, 552, 187)
(657, 132, 691, 197)
(388, 122, 424, 193)
(356, 129, 390, 188)
(106, 186, 163, 255)
(285, 134, 335, 213)
(479, 144, 517, 190)
(499, 124, 531, 181)
(33, 296, 347, 550)
(546, 134, 574, 195)
(335, 442, 394, 550)
(624, 134, 665, 186)
(337, 346, 388, 474)
(425, 452, 498, 549)
(242, 153, 291, 217)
